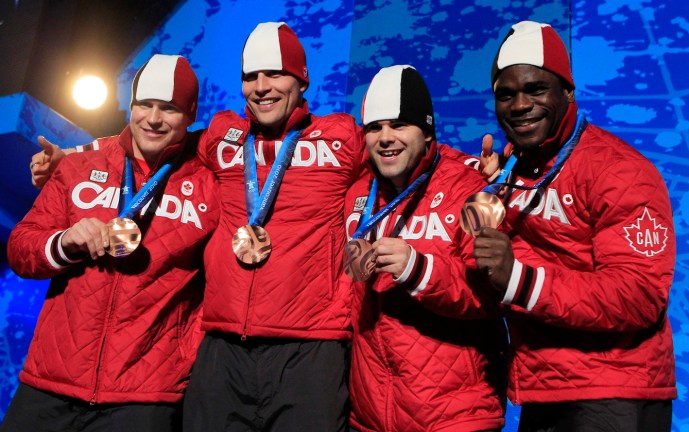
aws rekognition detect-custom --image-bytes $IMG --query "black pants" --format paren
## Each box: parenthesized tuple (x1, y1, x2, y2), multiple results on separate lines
(0, 383, 182, 432)
(518, 398, 672, 432)
(183, 332, 350, 432)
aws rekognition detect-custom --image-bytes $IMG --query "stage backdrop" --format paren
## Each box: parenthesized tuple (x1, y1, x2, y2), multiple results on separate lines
(1, 0, 687, 430)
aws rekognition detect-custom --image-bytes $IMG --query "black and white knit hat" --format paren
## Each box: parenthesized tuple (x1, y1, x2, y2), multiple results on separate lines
(131, 54, 199, 121)
(491, 21, 575, 89)
(362, 65, 434, 135)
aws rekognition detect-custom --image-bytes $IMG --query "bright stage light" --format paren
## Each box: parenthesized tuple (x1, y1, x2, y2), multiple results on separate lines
(73, 75, 107, 110)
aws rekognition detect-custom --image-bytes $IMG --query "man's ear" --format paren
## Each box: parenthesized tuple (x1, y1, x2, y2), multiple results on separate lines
(424, 131, 434, 145)
(565, 87, 575, 103)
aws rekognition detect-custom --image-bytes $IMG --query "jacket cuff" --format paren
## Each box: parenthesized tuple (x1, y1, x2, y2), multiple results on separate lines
(501, 258, 545, 311)
(46, 230, 83, 269)
(395, 246, 434, 297)
(394, 245, 416, 284)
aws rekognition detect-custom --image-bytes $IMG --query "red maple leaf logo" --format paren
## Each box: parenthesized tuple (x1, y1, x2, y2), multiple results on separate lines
(623, 207, 668, 257)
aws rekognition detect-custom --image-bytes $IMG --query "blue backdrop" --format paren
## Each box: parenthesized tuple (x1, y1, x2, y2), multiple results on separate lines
(1, 0, 687, 430)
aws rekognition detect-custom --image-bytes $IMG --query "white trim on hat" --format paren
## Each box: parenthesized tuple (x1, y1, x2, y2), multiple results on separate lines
(496, 21, 547, 70)
(363, 65, 411, 125)
(243, 22, 285, 74)
(135, 54, 180, 103)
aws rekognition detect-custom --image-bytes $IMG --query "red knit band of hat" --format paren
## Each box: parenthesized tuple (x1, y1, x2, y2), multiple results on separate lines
(131, 54, 199, 121)
(242, 22, 309, 85)
(491, 21, 574, 89)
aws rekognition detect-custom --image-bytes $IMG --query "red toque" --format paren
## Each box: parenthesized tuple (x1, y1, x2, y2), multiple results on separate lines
(492, 21, 575, 89)
(242, 22, 309, 86)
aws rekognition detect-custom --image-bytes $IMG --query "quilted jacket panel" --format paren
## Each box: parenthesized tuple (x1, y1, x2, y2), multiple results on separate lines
(8, 129, 220, 403)
(501, 122, 676, 403)
(346, 144, 508, 431)
(197, 105, 364, 340)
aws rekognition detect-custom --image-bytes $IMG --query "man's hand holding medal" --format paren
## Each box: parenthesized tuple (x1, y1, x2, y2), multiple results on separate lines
(344, 237, 412, 285)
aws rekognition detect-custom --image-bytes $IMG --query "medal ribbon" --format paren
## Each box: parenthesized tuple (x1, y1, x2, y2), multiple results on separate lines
(243, 129, 302, 226)
(352, 150, 441, 240)
(486, 112, 588, 193)
(483, 154, 517, 195)
(118, 156, 176, 219)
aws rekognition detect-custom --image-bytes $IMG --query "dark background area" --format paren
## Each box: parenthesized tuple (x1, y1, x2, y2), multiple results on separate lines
(0, 0, 182, 137)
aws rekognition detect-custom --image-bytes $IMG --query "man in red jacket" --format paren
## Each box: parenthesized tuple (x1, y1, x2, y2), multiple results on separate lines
(345, 65, 507, 432)
(181, 22, 363, 431)
(27, 22, 362, 431)
(474, 21, 676, 431)
(3, 54, 219, 431)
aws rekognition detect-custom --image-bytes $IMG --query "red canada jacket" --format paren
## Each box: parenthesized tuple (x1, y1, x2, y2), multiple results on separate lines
(7, 128, 220, 404)
(197, 102, 364, 339)
(345, 143, 508, 432)
(501, 105, 677, 403)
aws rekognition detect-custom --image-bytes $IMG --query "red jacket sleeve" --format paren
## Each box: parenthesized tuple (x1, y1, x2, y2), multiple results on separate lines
(394, 160, 502, 319)
(400, 233, 502, 319)
(503, 154, 675, 332)
(8, 160, 76, 279)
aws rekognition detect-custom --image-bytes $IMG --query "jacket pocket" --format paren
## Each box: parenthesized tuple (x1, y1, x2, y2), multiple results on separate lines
(328, 228, 337, 300)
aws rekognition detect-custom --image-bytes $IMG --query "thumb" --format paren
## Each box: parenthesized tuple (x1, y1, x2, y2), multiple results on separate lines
(481, 134, 494, 157)
(38, 136, 56, 156)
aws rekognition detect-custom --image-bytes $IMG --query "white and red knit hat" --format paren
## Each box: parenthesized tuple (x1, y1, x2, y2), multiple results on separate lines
(242, 22, 309, 85)
(131, 54, 199, 121)
(491, 21, 574, 89)
(362, 65, 434, 135)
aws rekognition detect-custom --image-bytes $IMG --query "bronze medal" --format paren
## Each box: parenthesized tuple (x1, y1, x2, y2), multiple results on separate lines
(343, 238, 377, 282)
(460, 192, 506, 237)
(105, 217, 141, 257)
(232, 225, 272, 265)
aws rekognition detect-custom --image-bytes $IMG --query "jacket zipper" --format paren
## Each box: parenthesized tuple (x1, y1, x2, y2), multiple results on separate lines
(91, 272, 121, 404)
(241, 154, 266, 341)
(241, 269, 258, 340)
(330, 229, 336, 299)
(92, 169, 144, 403)
(372, 295, 394, 432)
(375, 201, 402, 431)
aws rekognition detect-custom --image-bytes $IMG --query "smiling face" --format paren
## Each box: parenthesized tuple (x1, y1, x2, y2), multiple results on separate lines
(365, 120, 430, 191)
(493, 64, 573, 152)
(242, 70, 307, 136)
(129, 100, 191, 162)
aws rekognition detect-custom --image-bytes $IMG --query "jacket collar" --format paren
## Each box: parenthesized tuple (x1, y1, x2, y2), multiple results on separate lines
(504, 101, 578, 177)
(118, 125, 189, 174)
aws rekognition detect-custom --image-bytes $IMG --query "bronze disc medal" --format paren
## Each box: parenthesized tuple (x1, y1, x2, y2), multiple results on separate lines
(232, 225, 272, 265)
(105, 217, 142, 257)
(460, 192, 506, 237)
(343, 238, 377, 282)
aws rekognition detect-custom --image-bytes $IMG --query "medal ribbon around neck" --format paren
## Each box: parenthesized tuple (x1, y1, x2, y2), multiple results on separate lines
(344, 151, 440, 281)
(510, 112, 588, 192)
(353, 150, 441, 240)
(242, 128, 302, 226)
(232, 128, 302, 265)
(460, 113, 588, 236)
(107, 155, 177, 257)
(119, 156, 176, 219)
